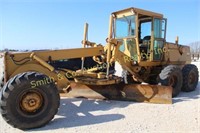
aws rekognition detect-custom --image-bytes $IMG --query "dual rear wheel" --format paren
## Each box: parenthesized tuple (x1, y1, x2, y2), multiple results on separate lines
(158, 64, 199, 97)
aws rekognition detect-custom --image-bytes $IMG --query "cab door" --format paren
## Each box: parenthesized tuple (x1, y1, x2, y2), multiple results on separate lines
(153, 18, 167, 61)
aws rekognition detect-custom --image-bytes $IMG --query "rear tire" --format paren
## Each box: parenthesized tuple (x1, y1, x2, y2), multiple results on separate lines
(182, 64, 199, 92)
(0, 72, 60, 129)
(158, 65, 183, 97)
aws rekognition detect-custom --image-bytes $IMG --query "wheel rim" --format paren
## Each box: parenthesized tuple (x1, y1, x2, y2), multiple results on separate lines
(19, 90, 44, 114)
(188, 71, 196, 85)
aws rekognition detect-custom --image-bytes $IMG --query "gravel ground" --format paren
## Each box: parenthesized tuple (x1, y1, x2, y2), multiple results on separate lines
(0, 58, 199, 133)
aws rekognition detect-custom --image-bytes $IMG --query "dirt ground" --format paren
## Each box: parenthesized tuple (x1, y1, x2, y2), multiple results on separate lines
(0, 58, 199, 133)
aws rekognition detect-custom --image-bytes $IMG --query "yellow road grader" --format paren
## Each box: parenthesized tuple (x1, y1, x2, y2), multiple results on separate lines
(0, 7, 199, 129)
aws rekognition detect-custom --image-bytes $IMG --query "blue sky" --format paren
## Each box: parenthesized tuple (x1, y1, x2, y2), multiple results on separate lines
(0, 0, 199, 50)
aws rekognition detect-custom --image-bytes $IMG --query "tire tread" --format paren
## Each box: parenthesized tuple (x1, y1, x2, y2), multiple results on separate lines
(0, 72, 60, 129)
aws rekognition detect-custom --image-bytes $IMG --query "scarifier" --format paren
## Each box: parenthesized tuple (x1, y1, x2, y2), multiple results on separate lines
(0, 7, 199, 129)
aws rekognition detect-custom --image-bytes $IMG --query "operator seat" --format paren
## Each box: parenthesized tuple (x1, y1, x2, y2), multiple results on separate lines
(143, 35, 151, 41)
(140, 36, 151, 60)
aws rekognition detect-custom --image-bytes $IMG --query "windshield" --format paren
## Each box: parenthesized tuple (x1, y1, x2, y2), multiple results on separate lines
(115, 15, 136, 38)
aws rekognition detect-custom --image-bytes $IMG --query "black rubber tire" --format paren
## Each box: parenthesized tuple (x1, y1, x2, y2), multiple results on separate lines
(158, 65, 183, 97)
(0, 72, 60, 130)
(182, 64, 199, 92)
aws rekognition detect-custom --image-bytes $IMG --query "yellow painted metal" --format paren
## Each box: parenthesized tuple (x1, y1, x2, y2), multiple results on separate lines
(135, 14, 141, 63)
(10, 64, 56, 79)
(62, 82, 172, 104)
(4, 47, 104, 82)
(20, 91, 43, 113)
(106, 15, 113, 78)
(74, 76, 121, 85)
(175, 36, 179, 44)
(150, 17, 154, 61)
(82, 23, 88, 47)
(30, 53, 55, 72)
(9, 64, 70, 89)
(6, 47, 104, 62)
(112, 7, 163, 19)
(81, 23, 89, 70)
(165, 42, 191, 63)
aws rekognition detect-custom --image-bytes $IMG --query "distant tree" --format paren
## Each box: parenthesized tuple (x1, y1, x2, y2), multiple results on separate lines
(189, 41, 200, 54)
(189, 41, 200, 60)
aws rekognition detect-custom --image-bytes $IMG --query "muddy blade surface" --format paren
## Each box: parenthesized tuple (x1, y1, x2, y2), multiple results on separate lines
(61, 83, 172, 104)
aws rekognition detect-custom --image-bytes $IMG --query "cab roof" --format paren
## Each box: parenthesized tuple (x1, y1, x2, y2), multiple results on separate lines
(112, 7, 163, 18)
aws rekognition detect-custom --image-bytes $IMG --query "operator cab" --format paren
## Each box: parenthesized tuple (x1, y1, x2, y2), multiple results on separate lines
(112, 7, 167, 62)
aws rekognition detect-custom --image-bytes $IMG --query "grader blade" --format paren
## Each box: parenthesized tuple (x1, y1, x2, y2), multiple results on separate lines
(61, 82, 172, 104)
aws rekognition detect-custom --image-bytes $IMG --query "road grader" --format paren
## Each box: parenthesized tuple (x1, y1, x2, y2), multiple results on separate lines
(0, 7, 199, 129)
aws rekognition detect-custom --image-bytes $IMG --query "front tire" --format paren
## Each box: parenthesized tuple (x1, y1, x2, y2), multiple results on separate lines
(0, 72, 60, 129)
(182, 64, 199, 92)
(158, 65, 183, 97)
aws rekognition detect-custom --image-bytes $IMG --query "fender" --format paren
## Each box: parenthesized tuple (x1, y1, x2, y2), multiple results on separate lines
(9, 63, 70, 89)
